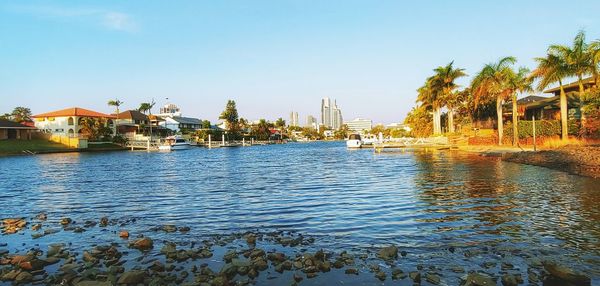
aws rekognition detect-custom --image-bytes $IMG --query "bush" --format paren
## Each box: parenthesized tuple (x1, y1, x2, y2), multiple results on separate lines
(112, 135, 128, 145)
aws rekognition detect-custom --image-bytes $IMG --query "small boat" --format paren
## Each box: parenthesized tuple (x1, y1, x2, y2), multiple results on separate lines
(159, 136, 191, 151)
(346, 134, 362, 148)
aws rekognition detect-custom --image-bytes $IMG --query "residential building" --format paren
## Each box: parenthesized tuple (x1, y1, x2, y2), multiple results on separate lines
(32, 107, 116, 137)
(306, 115, 317, 129)
(289, 111, 299, 127)
(161, 116, 202, 132)
(320, 98, 343, 130)
(346, 118, 372, 133)
(115, 110, 149, 137)
(0, 120, 36, 140)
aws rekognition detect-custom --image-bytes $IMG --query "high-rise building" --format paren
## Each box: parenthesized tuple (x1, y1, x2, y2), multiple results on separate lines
(157, 103, 182, 118)
(346, 118, 372, 133)
(289, 111, 299, 127)
(320, 98, 343, 130)
(306, 115, 317, 129)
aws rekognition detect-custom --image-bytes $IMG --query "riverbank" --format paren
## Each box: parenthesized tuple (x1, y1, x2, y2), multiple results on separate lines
(0, 140, 127, 156)
(502, 145, 600, 178)
(0, 214, 593, 286)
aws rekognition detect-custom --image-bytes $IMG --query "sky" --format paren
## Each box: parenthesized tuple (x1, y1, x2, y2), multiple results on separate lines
(1, 1, 600, 124)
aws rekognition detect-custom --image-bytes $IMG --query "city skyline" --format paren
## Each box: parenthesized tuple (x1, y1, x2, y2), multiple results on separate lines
(1, 1, 600, 124)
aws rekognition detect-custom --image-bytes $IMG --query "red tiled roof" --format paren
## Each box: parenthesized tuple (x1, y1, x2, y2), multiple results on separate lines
(32, 107, 116, 119)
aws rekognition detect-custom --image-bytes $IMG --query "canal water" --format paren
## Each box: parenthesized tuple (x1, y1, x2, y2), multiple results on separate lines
(1, 141, 599, 285)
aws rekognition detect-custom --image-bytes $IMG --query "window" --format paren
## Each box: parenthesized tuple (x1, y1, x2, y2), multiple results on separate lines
(68, 129, 74, 136)
(68, 117, 74, 125)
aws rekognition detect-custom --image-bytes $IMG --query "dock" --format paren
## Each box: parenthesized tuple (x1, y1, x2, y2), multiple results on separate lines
(372, 137, 451, 152)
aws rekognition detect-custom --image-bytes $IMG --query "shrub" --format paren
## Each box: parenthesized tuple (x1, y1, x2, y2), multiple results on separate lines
(504, 119, 580, 139)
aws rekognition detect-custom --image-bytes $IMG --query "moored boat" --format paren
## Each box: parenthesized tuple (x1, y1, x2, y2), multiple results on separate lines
(159, 136, 191, 151)
(346, 134, 362, 148)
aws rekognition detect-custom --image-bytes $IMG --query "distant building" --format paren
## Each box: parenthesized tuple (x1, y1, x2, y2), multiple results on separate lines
(320, 98, 343, 130)
(346, 118, 372, 133)
(115, 110, 149, 137)
(386, 122, 411, 132)
(161, 116, 202, 132)
(157, 103, 182, 118)
(289, 111, 299, 127)
(306, 115, 317, 129)
(32, 107, 116, 137)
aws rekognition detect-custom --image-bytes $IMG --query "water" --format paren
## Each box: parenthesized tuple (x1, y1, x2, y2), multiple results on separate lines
(1, 141, 600, 284)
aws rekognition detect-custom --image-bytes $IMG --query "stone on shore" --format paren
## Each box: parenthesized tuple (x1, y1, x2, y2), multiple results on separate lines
(377, 245, 398, 260)
(117, 270, 146, 284)
(543, 261, 591, 285)
(130, 237, 153, 250)
(462, 273, 495, 286)
(119, 230, 129, 238)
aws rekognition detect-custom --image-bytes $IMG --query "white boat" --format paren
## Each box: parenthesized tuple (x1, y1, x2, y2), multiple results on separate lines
(159, 136, 191, 151)
(346, 134, 362, 148)
(361, 134, 378, 146)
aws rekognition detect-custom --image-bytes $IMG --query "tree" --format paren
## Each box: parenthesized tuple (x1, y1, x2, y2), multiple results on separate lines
(138, 100, 156, 136)
(334, 124, 349, 139)
(506, 67, 533, 145)
(11, 107, 32, 123)
(219, 100, 239, 135)
(78, 118, 112, 141)
(471, 56, 517, 145)
(108, 99, 123, 134)
(251, 119, 271, 140)
(431, 61, 467, 133)
(0, 113, 11, 121)
(404, 105, 433, 138)
(275, 118, 286, 128)
(201, 120, 211, 129)
(590, 39, 600, 86)
(531, 53, 570, 140)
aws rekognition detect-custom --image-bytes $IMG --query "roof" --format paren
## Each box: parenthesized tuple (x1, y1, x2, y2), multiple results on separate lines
(543, 76, 595, 94)
(32, 107, 116, 119)
(0, 119, 36, 129)
(170, 116, 202, 124)
(517, 95, 549, 105)
(115, 110, 148, 121)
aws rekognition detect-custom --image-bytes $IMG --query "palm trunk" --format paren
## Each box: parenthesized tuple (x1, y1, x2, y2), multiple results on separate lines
(496, 96, 503, 145)
(512, 94, 518, 146)
(578, 77, 586, 122)
(448, 108, 455, 133)
(560, 84, 568, 140)
(433, 107, 441, 135)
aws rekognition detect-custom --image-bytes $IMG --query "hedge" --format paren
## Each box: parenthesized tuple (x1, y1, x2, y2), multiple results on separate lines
(503, 120, 580, 139)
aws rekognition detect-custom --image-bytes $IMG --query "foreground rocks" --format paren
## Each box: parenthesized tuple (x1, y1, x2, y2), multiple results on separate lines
(0, 213, 596, 285)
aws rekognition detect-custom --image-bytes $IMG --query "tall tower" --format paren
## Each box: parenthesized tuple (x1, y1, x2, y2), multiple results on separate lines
(321, 98, 331, 128)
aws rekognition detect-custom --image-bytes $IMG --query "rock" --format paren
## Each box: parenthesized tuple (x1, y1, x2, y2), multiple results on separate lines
(245, 234, 256, 245)
(463, 273, 495, 286)
(220, 263, 237, 278)
(345, 268, 358, 275)
(377, 245, 398, 260)
(375, 271, 386, 281)
(392, 268, 406, 280)
(0, 249, 8, 256)
(426, 273, 441, 285)
(117, 270, 146, 284)
(543, 261, 591, 285)
(409, 271, 421, 283)
(223, 250, 237, 262)
(501, 274, 518, 286)
(131, 237, 153, 250)
(293, 272, 303, 282)
(76, 281, 112, 286)
(162, 225, 177, 233)
(119, 231, 129, 238)
(319, 261, 331, 272)
(14, 271, 33, 284)
(60, 217, 72, 225)
(178, 226, 190, 232)
(306, 272, 318, 279)
(35, 213, 47, 221)
(31, 223, 42, 231)
(1, 269, 21, 281)
(253, 258, 268, 271)
(99, 217, 109, 227)
(1, 218, 27, 234)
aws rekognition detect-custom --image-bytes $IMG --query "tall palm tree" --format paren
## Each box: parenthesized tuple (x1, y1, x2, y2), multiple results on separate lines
(530, 53, 570, 140)
(549, 31, 593, 94)
(471, 56, 516, 145)
(139, 100, 156, 136)
(589, 39, 600, 87)
(108, 99, 123, 135)
(416, 83, 440, 135)
(432, 61, 467, 133)
(506, 67, 533, 145)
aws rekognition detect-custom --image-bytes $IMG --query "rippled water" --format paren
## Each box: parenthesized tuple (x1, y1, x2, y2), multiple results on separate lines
(1, 141, 600, 284)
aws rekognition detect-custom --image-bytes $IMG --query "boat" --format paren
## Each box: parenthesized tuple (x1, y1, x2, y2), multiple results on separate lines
(361, 134, 378, 146)
(346, 134, 362, 148)
(158, 136, 191, 151)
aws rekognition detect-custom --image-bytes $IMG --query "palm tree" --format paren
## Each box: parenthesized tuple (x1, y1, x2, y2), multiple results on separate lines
(589, 39, 600, 87)
(432, 61, 467, 133)
(549, 31, 593, 96)
(530, 53, 570, 140)
(506, 67, 533, 145)
(471, 56, 517, 145)
(138, 100, 156, 137)
(108, 99, 123, 135)
(416, 83, 439, 135)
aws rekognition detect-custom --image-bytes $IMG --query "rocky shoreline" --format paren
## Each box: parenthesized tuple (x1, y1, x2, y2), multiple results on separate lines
(502, 146, 600, 178)
(1, 214, 595, 286)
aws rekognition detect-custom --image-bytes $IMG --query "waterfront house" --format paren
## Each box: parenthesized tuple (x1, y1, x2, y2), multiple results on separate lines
(161, 116, 202, 133)
(0, 120, 36, 140)
(32, 107, 116, 137)
(115, 110, 149, 137)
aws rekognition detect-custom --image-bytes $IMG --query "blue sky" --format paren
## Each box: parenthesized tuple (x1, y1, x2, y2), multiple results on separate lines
(1, 1, 599, 124)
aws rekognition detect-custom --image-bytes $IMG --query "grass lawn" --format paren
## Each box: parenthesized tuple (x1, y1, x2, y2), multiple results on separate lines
(0, 139, 72, 154)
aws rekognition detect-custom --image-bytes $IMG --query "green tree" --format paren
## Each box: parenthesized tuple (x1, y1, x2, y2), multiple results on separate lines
(431, 61, 467, 133)
(251, 119, 271, 140)
(219, 100, 240, 136)
(404, 105, 433, 137)
(0, 113, 11, 121)
(549, 31, 593, 102)
(275, 117, 286, 128)
(138, 101, 156, 136)
(108, 99, 123, 134)
(590, 39, 600, 86)
(505, 67, 533, 145)
(531, 53, 570, 140)
(11, 107, 32, 123)
(334, 124, 349, 139)
(471, 56, 517, 145)
(201, 120, 211, 129)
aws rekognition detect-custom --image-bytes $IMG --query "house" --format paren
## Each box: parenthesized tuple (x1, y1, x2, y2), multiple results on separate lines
(115, 110, 149, 137)
(0, 120, 36, 140)
(160, 116, 202, 133)
(32, 107, 116, 137)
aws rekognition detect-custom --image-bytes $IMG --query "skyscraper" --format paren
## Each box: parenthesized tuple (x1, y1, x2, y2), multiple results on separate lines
(289, 111, 299, 127)
(306, 115, 317, 128)
(321, 98, 343, 130)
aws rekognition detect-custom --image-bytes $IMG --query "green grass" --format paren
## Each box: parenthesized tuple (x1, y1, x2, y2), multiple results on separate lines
(0, 139, 72, 154)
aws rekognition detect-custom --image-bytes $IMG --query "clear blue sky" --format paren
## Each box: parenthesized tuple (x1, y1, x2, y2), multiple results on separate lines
(1, 1, 599, 124)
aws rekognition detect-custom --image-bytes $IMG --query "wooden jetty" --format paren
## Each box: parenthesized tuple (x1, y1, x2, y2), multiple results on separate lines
(372, 137, 451, 152)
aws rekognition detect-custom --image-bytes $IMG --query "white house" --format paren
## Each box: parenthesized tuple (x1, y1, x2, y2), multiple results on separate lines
(32, 107, 116, 137)
(160, 116, 202, 133)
